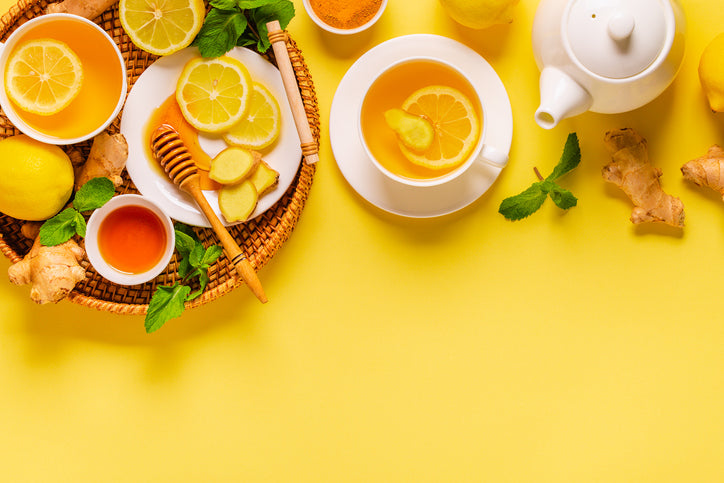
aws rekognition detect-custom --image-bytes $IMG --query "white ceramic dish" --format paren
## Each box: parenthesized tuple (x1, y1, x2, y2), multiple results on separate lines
(85, 195, 175, 286)
(121, 47, 302, 228)
(329, 34, 513, 218)
(302, 0, 387, 35)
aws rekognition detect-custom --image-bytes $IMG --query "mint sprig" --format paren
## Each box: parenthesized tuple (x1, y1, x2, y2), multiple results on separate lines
(499, 133, 581, 221)
(145, 224, 223, 333)
(193, 0, 295, 58)
(39, 177, 115, 246)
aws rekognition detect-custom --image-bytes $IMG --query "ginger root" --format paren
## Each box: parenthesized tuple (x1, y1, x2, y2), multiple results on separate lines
(75, 132, 128, 189)
(45, 0, 116, 20)
(602, 128, 685, 227)
(8, 236, 86, 304)
(681, 145, 724, 199)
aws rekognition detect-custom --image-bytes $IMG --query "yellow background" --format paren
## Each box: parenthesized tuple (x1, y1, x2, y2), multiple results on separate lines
(1, 0, 723, 480)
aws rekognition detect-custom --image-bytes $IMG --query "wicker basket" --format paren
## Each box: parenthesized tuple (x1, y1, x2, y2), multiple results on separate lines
(0, 0, 319, 314)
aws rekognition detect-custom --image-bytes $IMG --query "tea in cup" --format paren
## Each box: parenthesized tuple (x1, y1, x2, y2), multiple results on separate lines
(359, 57, 508, 187)
(0, 13, 127, 145)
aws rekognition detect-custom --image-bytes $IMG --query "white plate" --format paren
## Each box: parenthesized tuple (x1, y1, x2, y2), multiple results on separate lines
(121, 47, 302, 227)
(330, 34, 513, 218)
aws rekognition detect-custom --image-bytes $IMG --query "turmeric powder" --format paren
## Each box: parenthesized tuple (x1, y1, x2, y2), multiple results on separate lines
(309, 0, 383, 29)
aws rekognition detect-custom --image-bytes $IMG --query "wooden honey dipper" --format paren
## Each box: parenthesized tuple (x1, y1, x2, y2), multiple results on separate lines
(150, 124, 268, 303)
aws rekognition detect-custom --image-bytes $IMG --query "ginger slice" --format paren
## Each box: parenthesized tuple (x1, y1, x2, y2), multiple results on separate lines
(681, 145, 724, 199)
(209, 147, 259, 185)
(218, 180, 258, 223)
(248, 159, 279, 197)
(602, 128, 685, 227)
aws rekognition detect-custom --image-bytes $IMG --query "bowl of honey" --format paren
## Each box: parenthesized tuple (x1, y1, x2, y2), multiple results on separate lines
(85, 195, 175, 286)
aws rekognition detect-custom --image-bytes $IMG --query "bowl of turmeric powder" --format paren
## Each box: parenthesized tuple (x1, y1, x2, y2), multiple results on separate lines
(303, 0, 387, 35)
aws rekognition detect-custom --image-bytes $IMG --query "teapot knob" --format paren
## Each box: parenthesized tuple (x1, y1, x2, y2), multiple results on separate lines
(607, 12, 635, 41)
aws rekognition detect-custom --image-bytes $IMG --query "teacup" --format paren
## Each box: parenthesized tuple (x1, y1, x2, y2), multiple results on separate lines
(85, 195, 175, 286)
(358, 56, 508, 188)
(0, 13, 127, 145)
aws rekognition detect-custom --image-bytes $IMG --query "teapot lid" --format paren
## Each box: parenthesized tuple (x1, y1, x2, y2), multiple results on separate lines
(564, 0, 674, 79)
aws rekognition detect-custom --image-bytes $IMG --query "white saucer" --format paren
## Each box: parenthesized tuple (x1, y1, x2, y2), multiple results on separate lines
(121, 47, 302, 228)
(330, 34, 513, 218)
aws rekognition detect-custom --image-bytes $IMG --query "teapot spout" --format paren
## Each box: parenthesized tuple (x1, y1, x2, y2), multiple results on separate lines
(535, 67, 593, 129)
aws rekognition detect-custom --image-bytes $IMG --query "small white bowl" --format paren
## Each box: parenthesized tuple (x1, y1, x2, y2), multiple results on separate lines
(85, 195, 175, 286)
(302, 0, 387, 35)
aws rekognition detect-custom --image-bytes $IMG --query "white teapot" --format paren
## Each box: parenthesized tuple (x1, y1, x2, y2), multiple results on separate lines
(532, 0, 685, 129)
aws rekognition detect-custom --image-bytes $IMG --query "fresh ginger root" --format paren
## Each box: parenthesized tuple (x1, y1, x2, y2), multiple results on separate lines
(75, 132, 128, 189)
(8, 235, 86, 304)
(45, 0, 116, 20)
(602, 128, 685, 227)
(681, 145, 724, 199)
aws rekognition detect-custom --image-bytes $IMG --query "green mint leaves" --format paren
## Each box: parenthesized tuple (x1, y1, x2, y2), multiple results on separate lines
(39, 177, 115, 246)
(499, 133, 581, 221)
(194, 0, 295, 58)
(145, 224, 223, 333)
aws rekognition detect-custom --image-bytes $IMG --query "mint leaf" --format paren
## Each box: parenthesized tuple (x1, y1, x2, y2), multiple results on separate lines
(210, 0, 240, 9)
(498, 183, 548, 221)
(547, 133, 581, 181)
(186, 271, 210, 301)
(238, 0, 277, 7)
(145, 284, 192, 333)
(195, 9, 248, 58)
(174, 229, 197, 258)
(549, 186, 578, 210)
(39, 208, 85, 246)
(249, 0, 295, 52)
(73, 177, 115, 212)
(201, 245, 224, 267)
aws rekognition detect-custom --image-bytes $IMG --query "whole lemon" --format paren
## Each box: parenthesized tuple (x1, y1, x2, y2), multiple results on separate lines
(699, 33, 724, 112)
(0, 135, 74, 221)
(439, 0, 520, 30)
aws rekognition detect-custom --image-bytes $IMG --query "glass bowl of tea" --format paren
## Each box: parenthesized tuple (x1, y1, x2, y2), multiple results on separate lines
(302, 0, 387, 35)
(85, 195, 175, 286)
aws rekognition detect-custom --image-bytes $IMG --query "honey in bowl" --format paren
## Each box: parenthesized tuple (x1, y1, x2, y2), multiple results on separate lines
(97, 204, 168, 275)
(360, 59, 483, 182)
(3, 15, 125, 141)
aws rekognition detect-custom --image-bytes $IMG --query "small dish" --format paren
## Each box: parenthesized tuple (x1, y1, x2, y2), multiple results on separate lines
(329, 34, 513, 218)
(302, 0, 387, 35)
(85, 195, 175, 286)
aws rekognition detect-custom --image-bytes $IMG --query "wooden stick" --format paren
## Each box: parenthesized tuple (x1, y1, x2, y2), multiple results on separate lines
(267, 20, 319, 165)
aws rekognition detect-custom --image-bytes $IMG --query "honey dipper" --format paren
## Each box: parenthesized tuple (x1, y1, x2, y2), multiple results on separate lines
(150, 124, 267, 303)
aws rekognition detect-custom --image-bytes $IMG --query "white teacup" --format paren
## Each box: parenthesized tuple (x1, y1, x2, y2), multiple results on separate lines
(358, 56, 508, 188)
(0, 13, 127, 145)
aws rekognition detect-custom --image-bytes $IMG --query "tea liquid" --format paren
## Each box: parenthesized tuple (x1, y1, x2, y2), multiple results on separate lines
(360, 60, 483, 181)
(98, 205, 167, 275)
(6, 17, 124, 140)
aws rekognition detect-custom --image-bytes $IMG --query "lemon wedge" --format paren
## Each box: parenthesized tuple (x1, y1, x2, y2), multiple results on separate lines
(399, 85, 480, 170)
(176, 56, 252, 133)
(5, 39, 83, 116)
(119, 0, 205, 56)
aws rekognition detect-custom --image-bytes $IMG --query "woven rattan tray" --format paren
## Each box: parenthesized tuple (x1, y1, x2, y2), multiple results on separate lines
(0, 0, 319, 314)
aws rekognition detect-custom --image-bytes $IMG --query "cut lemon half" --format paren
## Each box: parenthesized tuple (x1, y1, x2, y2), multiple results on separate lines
(5, 39, 83, 116)
(176, 56, 252, 133)
(119, 0, 205, 56)
(399, 85, 480, 170)
(223, 82, 281, 150)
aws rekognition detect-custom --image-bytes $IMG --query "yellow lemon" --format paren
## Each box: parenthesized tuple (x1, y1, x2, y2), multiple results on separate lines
(399, 85, 480, 170)
(119, 0, 205, 56)
(223, 82, 282, 150)
(176, 56, 252, 133)
(5, 39, 83, 116)
(699, 32, 724, 112)
(0, 135, 74, 221)
(439, 0, 520, 30)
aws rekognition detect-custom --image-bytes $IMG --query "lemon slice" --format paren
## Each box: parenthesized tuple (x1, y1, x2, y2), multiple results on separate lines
(223, 82, 281, 150)
(4, 39, 83, 116)
(119, 0, 205, 56)
(176, 56, 252, 133)
(399, 85, 480, 170)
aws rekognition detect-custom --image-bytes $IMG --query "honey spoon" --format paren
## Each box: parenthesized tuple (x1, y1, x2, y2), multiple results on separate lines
(150, 124, 267, 303)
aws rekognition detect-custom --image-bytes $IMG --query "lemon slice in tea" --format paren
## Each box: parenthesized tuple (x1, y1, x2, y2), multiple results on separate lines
(119, 0, 205, 56)
(223, 82, 282, 150)
(5, 39, 83, 116)
(399, 85, 480, 170)
(176, 56, 252, 133)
